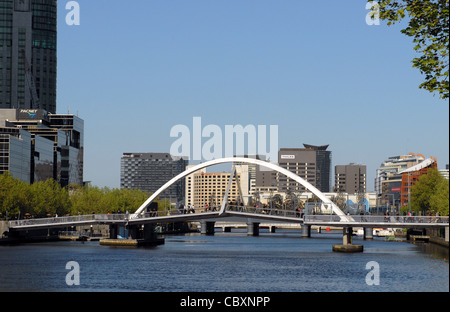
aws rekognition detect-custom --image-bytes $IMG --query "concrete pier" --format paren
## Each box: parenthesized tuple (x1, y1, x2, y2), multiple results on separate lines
(201, 221, 215, 235)
(247, 222, 260, 236)
(301, 224, 311, 238)
(101, 223, 164, 247)
(363, 227, 373, 240)
(332, 227, 364, 252)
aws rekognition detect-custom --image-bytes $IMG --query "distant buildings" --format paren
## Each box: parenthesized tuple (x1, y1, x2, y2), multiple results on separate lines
(439, 164, 449, 180)
(185, 165, 249, 211)
(0, 108, 84, 186)
(256, 144, 332, 193)
(373, 153, 442, 210)
(120, 153, 188, 204)
(399, 157, 438, 207)
(335, 163, 366, 194)
(117, 145, 445, 213)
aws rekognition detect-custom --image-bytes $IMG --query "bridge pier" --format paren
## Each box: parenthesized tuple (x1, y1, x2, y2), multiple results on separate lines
(128, 224, 139, 239)
(301, 224, 311, 238)
(363, 227, 373, 240)
(247, 222, 260, 236)
(445, 226, 449, 242)
(201, 221, 215, 235)
(332, 227, 363, 252)
(101, 223, 164, 247)
(109, 224, 118, 239)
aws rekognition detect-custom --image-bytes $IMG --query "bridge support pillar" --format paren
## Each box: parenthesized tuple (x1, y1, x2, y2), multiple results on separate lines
(128, 225, 139, 239)
(363, 227, 373, 240)
(247, 222, 259, 236)
(343, 227, 353, 245)
(445, 226, 449, 242)
(143, 223, 157, 241)
(201, 221, 215, 235)
(301, 224, 311, 238)
(333, 227, 363, 252)
(270, 226, 276, 233)
(109, 224, 118, 239)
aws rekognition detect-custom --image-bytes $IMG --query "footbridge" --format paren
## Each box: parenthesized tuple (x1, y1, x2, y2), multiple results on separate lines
(6, 157, 449, 247)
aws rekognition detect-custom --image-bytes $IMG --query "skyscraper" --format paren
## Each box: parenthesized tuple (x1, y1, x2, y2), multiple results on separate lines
(0, 0, 57, 113)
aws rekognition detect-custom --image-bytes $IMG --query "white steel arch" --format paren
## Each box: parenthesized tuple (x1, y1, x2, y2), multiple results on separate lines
(132, 157, 346, 219)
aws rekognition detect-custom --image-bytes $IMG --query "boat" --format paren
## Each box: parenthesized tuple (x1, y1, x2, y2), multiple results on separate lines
(373, 228, 395, 237)
(355, 228, 395, 237)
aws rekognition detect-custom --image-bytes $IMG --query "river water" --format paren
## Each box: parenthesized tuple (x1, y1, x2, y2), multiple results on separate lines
(0, 229, 448, 292)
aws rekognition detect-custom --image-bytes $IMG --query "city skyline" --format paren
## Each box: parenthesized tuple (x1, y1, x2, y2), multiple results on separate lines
(55, 0, 449, 191)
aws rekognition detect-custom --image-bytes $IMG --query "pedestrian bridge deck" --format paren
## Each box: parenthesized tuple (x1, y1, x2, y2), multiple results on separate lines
(8, 206, 449, 231)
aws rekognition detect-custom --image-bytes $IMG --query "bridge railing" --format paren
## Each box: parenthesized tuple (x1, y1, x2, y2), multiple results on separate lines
(305, 215, 449, 224)
(132, 208, 201, 219)
(9, 214, 128, 228)
(226, 205, 303, 219)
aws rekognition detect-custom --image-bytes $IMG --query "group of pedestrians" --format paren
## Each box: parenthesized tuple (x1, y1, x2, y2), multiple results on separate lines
(178, 204, 197, 214)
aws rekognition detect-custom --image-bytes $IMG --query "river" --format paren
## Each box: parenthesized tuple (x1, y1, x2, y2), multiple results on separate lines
(0, 229, 448, 292)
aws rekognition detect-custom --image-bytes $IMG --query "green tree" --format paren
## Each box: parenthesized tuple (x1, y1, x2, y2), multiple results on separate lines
(0, 172, 30, 219)
(429, 175, 449, 215)
(29, 179, 70, 217)
(410, 168, 449, 215)
(371, 0, 449, 99)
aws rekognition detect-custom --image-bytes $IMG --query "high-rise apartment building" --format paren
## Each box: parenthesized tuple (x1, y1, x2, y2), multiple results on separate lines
(120, 153, 188, 203)
(335, 163, 366, 194)
(0, 0, 57, 113)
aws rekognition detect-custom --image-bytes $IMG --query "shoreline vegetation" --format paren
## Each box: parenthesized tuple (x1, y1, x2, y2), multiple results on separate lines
(0, 172, 170, 220)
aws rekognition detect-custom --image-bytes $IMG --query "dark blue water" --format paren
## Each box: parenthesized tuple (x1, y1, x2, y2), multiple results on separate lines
(0, 230, 448, 292)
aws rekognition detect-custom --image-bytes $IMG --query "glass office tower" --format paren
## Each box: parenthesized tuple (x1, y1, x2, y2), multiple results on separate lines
(0, 0, 57, 113)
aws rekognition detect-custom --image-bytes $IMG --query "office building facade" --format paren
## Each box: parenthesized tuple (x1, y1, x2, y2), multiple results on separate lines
(400, 157, 438, 207)
(0, 108, 84, 186)
(0, 125, 31, 182)
(335, 163, 366, 194)
(375, 153, 426, 208)
(275, 144, 332, 193)
(120, 153, 188, 204)
(185, 165, 249, 210)
(0, 0, 57, 113)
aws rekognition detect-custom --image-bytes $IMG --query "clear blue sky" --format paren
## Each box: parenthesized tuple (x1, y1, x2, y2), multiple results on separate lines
(56, 0, 449, 191)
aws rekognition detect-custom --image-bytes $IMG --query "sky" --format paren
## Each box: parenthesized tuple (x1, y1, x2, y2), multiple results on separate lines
(56, 0, 449, 191)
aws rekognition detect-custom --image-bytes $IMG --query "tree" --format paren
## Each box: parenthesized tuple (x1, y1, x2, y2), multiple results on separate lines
(371, 0, 449, 99)
(410, 168, 449, 215)
(29, 179, 70, 217)
(429, 175, 449, 215)
(0, 172, 30, 219)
